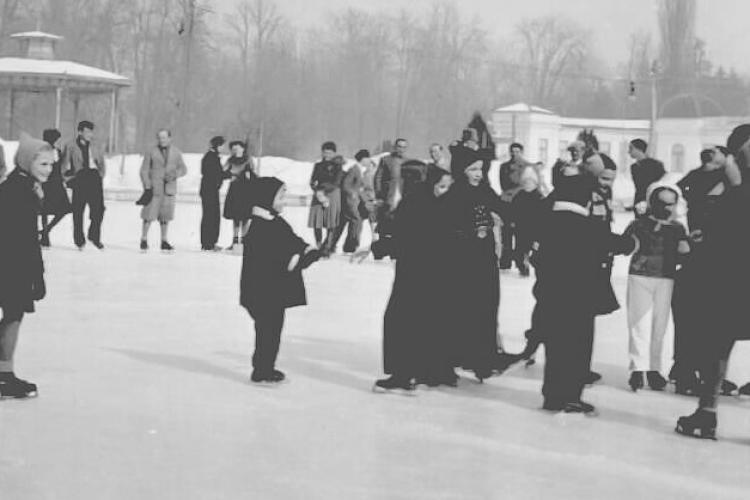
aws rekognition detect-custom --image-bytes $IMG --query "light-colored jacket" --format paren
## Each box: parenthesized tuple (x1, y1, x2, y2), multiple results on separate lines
(62, 139, 106, 178)
(140, 145, 187, 196)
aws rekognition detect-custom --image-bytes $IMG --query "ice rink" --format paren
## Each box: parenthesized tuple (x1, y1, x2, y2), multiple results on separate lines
(2, 200, 750, 500)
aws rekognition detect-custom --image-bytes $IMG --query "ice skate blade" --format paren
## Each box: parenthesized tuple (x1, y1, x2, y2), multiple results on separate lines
(675, 424, 717, 440)
(0, 391, 38, 400)
(249, 379, 287, 387)
(371, 385, 416, 396)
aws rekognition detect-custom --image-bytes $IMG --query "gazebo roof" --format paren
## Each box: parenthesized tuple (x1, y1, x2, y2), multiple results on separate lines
(0, 57, 131, 91)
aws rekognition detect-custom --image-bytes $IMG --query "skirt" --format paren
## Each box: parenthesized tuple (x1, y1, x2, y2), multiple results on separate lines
(223, 179, 254, 221)
(308, 188, 341, 229)
(141, 193, 176, 222)
(41, 178, 71, 216)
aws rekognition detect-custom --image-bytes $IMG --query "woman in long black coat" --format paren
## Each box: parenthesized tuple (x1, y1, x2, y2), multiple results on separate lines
(39, 128, 71, 247)
(373, 168, 455, 391)
(0, 135, 54, 399)
(444, 157, 511, 381)
(676, 126, 750, 439)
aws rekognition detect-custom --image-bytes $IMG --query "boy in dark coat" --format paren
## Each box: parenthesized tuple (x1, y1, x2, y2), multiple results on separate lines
(240, 177, 321, 384)
(200, 136, 229, 251)
(534, 176, 635, 414)
(0, 135, 54, 399)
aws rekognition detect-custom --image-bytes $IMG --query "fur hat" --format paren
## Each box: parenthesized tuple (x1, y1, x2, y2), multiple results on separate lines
(553, 175, 592, 207)
(14, 133, 50, 173)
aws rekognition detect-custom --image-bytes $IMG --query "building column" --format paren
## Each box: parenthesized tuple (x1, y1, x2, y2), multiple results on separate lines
(54, 86, 63, 130)
(108, 89, 118, 153)
(7, 89, 15, 139)
(73, 93, 80, 130)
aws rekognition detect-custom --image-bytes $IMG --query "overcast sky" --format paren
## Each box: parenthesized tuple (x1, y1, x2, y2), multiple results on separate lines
(215, 0, 750, 75)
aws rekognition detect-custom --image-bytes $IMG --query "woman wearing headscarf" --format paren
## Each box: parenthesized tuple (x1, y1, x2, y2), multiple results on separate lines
(38, 128, 71, 247)
(675, 125, 750, 440)
(223, 140, 257, 250)
(372, 168, 456, 391)
(0, 134, 54, 399)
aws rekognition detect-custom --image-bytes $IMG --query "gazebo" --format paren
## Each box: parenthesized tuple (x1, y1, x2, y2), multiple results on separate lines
(0, 31, 130, 151)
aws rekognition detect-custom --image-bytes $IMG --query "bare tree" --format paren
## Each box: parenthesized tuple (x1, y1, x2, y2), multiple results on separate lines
(515, 16, 589, 106)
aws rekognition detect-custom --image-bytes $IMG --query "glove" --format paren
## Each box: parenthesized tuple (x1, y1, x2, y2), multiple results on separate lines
(32, 276, 46, 301)
(297, 249, 322, 270)
(135, 188, 153, 206)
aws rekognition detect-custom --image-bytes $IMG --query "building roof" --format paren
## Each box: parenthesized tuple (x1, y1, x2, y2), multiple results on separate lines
(0, 57, 130, 90)
(560, 116, 650, 131)
(10, 31, 63, 41)
(494, 103, 555, 115)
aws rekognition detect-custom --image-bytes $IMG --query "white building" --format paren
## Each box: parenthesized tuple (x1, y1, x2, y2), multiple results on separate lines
(490, 103, 750, 175)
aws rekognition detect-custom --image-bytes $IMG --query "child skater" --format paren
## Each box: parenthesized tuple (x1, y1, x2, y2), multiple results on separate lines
(240, 177, 321, 384)
(371, 168, 455, 391)
(624, 183, 690, 392)
(511, 166, 546, 277)
(223, 140, 257, 251)
(0, 135, 54, 399)
(534, 175, 635, 414)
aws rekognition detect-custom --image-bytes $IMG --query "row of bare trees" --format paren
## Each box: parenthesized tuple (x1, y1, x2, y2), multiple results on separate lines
(0, 0, 746, 158)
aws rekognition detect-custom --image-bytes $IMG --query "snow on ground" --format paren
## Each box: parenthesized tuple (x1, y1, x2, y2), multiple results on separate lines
(1, 200, 750, 499)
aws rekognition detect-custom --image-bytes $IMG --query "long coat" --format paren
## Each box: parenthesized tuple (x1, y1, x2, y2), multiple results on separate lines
(374, 186, 453, 377)
(0, 170, 45, 313)
(341, 164, 364, 221)
(140, 145, 188, 196)
(240, 210, 309, 317)
(444, 181, 507, 372)
(140, 145, 188, 222)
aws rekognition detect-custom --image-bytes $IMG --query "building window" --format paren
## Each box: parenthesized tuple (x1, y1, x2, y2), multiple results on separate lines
(539, 138, 548, 164)
(671, 143, 685, 172)
(558, 140, 568, 158)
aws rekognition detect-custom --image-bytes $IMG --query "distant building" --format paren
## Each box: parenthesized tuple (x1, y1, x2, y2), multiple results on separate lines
(490, 103, 749, 175)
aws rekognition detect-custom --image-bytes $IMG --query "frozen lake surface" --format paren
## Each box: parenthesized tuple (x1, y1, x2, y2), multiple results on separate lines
(1, 200, 749, 500)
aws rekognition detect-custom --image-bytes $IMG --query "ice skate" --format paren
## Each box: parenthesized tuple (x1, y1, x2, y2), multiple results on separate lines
(140, 240, 148, 252)
(563, 400, 598, 416)
(646, 371, 668, 391)
(628, 371, 645, 392)
(160, 241, 174, 252)
(739, 383, 750, 396)
(0, 375, 38, 400)
(493, 351, 523, 375)
(720, 379, 738, 396)
(372, 376, 415, 394)
(584, 371, 602, 385)
(675, 409, 717, 440)
(250, 369, 286, 386)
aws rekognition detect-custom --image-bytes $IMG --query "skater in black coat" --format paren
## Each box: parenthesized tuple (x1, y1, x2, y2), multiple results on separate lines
(445, 157, 514, 381)
(676, 126, 750, 439)
(240, 177, 321, 384)
(38, 128, 71, 247)
(534, 176, 635, 414)
(200, 136, 230, 251)
(0, 135, 54, 399)
(372, 168, 455, 391)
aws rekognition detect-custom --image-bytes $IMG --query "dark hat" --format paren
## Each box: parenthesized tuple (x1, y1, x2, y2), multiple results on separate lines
(727, 124, 750, 155)
(553, 174, 592, 207)
(252, 177, 285, 212)
(450, 147, 482, 180)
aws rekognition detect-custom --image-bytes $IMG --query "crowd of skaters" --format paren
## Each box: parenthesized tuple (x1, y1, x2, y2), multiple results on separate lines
(1, 119, 750, 442)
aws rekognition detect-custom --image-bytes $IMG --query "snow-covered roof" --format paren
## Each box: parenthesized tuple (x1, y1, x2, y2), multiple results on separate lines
(494, 103, 555, 115)
(0, 57, 130, 87)
(10, 31, 62, 41)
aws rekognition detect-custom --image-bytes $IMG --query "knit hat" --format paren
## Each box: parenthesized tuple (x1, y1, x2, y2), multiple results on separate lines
(252, 176, 285, 212)
(14, 133, 50, 173)
(726, 124, 750, 155)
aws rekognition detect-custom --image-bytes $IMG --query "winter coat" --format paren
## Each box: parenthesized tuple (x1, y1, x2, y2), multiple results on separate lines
(309, 159, 344, 199)
(374, 153, 404, 209)
(200, 149, 229, 196)
(140, 145, 188, 196)
(62, 138, 106, 179)
(240, 209, 309, 316)
(373, 186, 454, 376)
(341, 163, 364, 221)
(0, 169, 45, 313)
(631, 157, 666, 206)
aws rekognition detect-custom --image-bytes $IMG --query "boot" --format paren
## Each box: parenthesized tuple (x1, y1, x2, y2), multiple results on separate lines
(563, 400, 597, 415)
(675, 409, 717, 440)
(585, 371, 602, 385)
(628, 371, 645, 392)
(373, 375, 414, 392)
(721, 379, 738, 396)
(739, 383, 750, 396)
(647, 371, 668, 391)
(39, 231, 50, 248)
